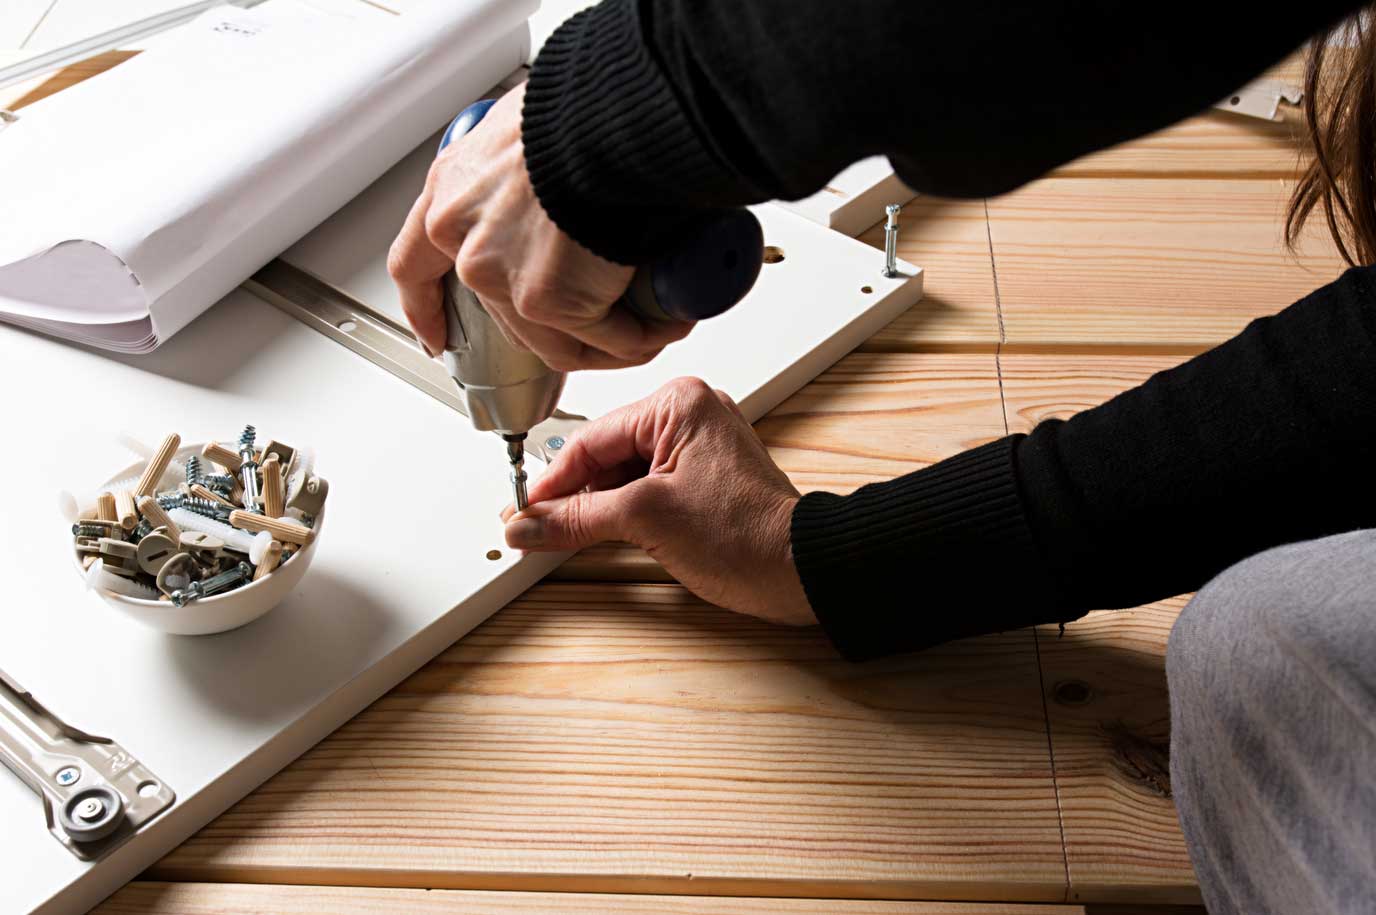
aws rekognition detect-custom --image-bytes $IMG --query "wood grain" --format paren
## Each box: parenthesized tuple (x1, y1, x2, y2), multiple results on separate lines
(1052, 112, 1306, 180)
(988, 178, 1346, 351)
(553, 351, 1004, 581)
(1000, 354, 1197, 903)
(150, 582, 1067, 901)
(1035, 603, 1196, 905)
(97, 882, 1156, 915)
(1051, 55, 1311, 181)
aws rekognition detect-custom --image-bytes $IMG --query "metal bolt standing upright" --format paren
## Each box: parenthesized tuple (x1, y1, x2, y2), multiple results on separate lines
(237, 425, 262, 514)
(882, 204, 902, 277)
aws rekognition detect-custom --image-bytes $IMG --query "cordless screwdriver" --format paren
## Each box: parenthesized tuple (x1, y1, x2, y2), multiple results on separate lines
(436, 99, 765, 510)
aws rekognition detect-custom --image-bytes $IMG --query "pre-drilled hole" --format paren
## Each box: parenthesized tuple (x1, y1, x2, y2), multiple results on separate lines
(1054, 679, 1093, 706)
(861, 285, 873, 294)
(486, 549, 502, 561)
(762, 246, 785, 264)
(337, 319, 358, 333)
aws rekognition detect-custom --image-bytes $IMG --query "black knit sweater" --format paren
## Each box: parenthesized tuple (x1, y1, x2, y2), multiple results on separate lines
(521, 0, 1376, 659)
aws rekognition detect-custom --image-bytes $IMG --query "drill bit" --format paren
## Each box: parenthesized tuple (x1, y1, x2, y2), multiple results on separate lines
(504, 433, 529, 511)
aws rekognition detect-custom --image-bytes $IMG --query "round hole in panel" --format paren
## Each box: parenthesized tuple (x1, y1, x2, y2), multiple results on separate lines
(861, 285, 873, 294)
(762, 246, 785, 264)
(137, 780, 160, 798)
(337, 319, 358, 333)
(486, 549, 502, 561)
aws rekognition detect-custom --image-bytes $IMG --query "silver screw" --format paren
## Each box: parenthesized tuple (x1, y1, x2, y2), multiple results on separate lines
(76, 797, 105, 821)
(545, 435, 565, 452)
(882, 204, 902, 278)
(185, 455, 203, 487)
(55, 767, 80, 787)
(237, 425, 262, 514)
(171, 561, 252, 607)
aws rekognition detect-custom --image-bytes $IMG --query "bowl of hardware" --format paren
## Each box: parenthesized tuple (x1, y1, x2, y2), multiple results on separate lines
(64, 426, 329, 636)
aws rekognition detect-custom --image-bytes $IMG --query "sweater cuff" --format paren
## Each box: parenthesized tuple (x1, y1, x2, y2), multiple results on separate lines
(522, 0, 748, 265)
(791, 437, 1071, 661)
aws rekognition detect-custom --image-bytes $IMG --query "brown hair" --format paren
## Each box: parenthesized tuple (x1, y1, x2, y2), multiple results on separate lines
(1288, 15, 1376, 266)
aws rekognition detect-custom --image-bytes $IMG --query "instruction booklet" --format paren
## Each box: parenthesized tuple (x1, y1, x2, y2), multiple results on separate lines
(0, 0, 533, 353)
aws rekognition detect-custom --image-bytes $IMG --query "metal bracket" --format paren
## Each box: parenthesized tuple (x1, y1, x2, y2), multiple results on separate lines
(0, 669, 174, 861)
(1215, 79, 1303, 122)
(245, 259, 585, 464)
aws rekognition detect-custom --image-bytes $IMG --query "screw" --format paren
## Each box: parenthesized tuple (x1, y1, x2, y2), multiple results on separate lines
(545, 435, 565, 452)
(237, 425, 262, 514)
(185, 454, 203, 487)
(881, 204, 902, 278)
(179, 496, 231, 521)
(171, 561, 252, 607)
(156, 491, 184, 510)
(129, 518, 153, 542)
(55, 766, 80, 787)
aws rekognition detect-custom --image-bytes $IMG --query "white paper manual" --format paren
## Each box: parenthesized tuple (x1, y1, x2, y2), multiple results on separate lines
(0, 0, 533, 353)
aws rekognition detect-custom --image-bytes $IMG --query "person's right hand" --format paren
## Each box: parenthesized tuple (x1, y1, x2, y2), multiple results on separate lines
(502, 377, 816, 627)
(387, 84, 694, 371)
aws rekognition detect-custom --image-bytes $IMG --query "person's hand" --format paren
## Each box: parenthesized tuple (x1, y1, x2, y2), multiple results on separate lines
(502, 377, 816, 626)
(387, 83, 694, 370)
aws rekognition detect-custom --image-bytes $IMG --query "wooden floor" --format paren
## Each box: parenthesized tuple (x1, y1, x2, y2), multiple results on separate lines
(7, 22, 1339, 914)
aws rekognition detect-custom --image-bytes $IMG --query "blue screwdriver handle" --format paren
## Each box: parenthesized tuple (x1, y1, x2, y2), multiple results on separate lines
(439, 99, 763, 323)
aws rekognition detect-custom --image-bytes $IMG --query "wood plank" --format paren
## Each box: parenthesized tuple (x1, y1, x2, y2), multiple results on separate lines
(856, 196, 1001, 352)
(97, 882, 1114, 914)
(1000, 354, 1197, 903)
(554, 351, 1005, 581)
(988, 178, 1346, 351)
(1052, 111, 1306, 180)
(149, 582, 1067, 901)
(1052, 54, 1310, 180)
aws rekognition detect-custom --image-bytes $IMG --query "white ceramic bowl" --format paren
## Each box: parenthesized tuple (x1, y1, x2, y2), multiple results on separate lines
(72, 442, 324, 636)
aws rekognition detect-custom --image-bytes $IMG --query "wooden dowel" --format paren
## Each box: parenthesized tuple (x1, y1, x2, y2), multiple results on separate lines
(135, 432, 181, 498)
(253, 540, 283, 581)
(201, 442, 243, 473)
(261, 454, 284, 518)
(96, 491, 117, 522)
(229, 510, 314, 545)
(114, 490, 138, 531)
(137, 495, 181, 541)
(190, 483, 236, 509)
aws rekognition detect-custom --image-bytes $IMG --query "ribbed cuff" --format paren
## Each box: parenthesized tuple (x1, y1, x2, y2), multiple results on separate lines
(522, 0, 747, 265)
(791, 437, 1070, 661)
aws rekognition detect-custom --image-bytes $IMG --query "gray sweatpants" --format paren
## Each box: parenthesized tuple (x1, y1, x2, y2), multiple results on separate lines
(1168, 529, 1376, 915)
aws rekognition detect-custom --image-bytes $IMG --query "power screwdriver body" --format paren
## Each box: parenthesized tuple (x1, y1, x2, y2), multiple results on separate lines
(436, 98, 765, 510)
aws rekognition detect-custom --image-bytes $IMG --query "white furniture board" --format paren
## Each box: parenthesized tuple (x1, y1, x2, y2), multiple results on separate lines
(0, 0, 53, 49)
(777, 156, 918, 237)
(1, 183, 920, 915)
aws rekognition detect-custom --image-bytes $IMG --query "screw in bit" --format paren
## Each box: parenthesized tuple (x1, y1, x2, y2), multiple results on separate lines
(504, 434, 529, 511)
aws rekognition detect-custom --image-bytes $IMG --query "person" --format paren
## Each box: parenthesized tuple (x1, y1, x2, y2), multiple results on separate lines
(388, 2, 1376, 911)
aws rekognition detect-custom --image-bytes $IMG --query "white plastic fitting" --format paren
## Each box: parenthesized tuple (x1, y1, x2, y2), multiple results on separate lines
(84, 559, 161, 600)
(167, 507, 261, 554)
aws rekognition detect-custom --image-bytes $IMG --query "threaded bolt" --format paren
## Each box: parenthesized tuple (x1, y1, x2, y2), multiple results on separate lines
(185, 455, 203, 487)
(171, 561, 252, 607)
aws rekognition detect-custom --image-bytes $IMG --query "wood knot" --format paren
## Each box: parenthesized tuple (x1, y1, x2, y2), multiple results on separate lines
(1101, 721, 1172, 799)
(1053, 679, 1093, 706)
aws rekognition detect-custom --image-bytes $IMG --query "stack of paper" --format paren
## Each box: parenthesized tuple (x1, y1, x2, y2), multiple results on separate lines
(0, 0, 532, 352)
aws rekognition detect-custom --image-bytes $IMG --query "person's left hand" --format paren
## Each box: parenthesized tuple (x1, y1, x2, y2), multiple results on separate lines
(502, 377, 816, 626)
(387, 83, 694, 370)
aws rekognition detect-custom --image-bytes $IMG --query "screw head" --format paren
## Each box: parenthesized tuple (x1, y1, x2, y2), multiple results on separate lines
(545, 435, 566, 451)
(76, 797, 105, 821)
(55, 766, 80, 787)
